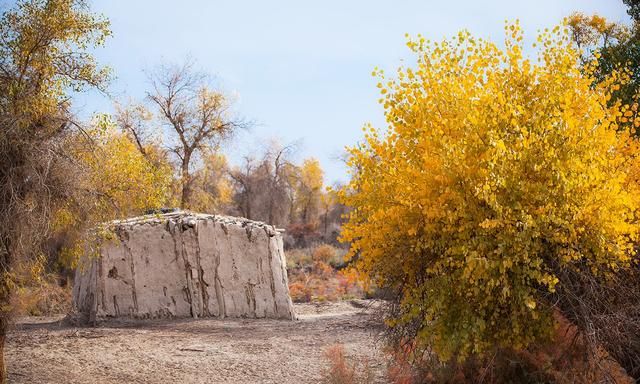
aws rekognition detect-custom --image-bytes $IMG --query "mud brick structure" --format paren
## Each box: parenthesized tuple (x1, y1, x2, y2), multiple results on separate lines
(72, 211, 295, 322)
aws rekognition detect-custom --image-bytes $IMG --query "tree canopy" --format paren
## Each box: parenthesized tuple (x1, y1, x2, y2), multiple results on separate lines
(340, 22, 640, 361)
(0, 0, 111, 381)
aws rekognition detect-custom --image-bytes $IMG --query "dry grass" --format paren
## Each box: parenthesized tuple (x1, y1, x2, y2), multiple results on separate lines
(15, 276, 71, 317)
(380, 312, 634, 384)
(322, 344, 374, 384)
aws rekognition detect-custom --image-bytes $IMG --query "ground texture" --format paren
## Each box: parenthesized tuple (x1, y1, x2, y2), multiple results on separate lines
(6, 300, 386, 383)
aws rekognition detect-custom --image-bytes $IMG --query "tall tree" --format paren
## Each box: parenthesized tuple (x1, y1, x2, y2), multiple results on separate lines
(0, 0, 110, 381)
(146, 62, 244, 209)
(293, 158, 324, 224)
(567, 9, 640, 123)
(189, 152, 233, 213)
(624, 0, 640, 22)
(228, 142, 297, 226)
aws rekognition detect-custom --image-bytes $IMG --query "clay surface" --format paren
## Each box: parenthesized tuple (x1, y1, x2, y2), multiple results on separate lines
(72, 211, 295, 321)
(7, 301, 385, 384)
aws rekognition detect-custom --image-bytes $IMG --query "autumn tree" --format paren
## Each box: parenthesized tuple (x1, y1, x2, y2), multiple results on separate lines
(228, 142, 297, 226)
(0, 0, 110, 381)
(292, 158, 324, 224)
(146, 62, 244, 209)
(320, 184, 348, 242)
(567, 9, 640, 116)
(114, 101, 156, 158)
(189, 152, 233, 213)
(340, 21, 640, 367)
(53, 115, 174, 268)
(228, 155, 258, 219)
(566, 12, 630, 56)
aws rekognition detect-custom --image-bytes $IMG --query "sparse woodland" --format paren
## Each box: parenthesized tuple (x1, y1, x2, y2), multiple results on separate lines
(2, 0, 640, 383)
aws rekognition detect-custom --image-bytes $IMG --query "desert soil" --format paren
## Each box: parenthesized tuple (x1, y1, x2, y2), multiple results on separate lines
(6, 300, 387, 383)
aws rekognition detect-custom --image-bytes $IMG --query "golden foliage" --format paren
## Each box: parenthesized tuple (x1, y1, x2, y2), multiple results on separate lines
(566, 12, 630, 50)
(53, 115, 173, 268)
(340, 22, 640, 360)
(189, 152, 233, 213)
(71, 115, 172, 219)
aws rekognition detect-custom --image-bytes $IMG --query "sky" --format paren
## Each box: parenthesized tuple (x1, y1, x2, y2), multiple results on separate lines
(78, 0, 630, 184)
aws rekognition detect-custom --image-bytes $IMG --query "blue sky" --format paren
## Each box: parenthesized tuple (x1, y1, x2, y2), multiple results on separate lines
(81, 0, 630, 184)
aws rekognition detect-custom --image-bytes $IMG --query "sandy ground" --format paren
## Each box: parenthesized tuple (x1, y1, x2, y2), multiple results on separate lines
(6, 300, 387, 384)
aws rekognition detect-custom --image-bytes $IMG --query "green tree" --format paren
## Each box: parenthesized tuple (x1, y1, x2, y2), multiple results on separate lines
(0, 1, 110, 381)
(624, 0, 640, 22)
(567, 7, 640, 123)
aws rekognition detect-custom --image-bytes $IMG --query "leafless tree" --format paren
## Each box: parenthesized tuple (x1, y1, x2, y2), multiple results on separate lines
(146, 61, 245, 209)
(264, 142, 297, 225)
(114, 101, 154, 157)
(228, 155, 257, 220)
(228, 141, 297, 226)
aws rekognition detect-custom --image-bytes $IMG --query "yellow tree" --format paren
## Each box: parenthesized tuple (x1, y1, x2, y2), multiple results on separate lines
(566, 12, 630, 54)
(294, 158, 324, 224)
(189, 152, 233, 213)
(340, 22, 640, 361)
(0, 0, 110, 380)
(146, 62, 245, 209)
(54, 115, 173, 268)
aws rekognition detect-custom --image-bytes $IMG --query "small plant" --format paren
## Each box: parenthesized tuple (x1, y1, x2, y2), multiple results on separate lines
(313, 244, 337, 264)
(16, 274, 71, 316)
(288, 281, 312, 303)
(286, 248, 313, 270)
(322, 344, 373, 384)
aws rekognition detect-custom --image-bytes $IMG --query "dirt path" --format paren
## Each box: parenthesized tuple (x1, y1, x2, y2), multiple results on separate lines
(6, 300, 387, 383)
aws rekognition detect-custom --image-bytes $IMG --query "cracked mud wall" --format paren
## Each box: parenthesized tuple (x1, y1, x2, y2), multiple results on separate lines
(72, 213, 296, 321)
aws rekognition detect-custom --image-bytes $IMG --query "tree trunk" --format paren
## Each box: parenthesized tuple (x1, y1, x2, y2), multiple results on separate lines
(268, 197, 274, 225)
(246, 194, 252, 220)
(0, 316, 7, 384)
(323, 211, 328, 238)
(180, 153, 192, 209)
(180, 182, 191, 209)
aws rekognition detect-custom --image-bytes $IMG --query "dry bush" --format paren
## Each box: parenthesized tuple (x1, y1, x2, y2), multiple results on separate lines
(15, 275, 71, 317)
(287, 245, 365, 303)
(313, 260, 334, 279)
(549, 262, 640, 381)
(382, 313, 634, 384)
(322, 344, 373, 384)
(289, 281, 312, 303)
(286, 247, 313, 270)
(313, 244, 337, 264)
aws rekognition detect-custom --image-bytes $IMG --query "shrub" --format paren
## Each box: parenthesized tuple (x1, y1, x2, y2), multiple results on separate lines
(286, 248, 313, 270)
(322, 344, 373, 384)
(313, 260, 334, 278)
(289, 281, 312, 303)
(313, 244, 337, 264)
(383, 313, 634, 384)
(16, 275, 71, 316)
(340, 21, 640, 362)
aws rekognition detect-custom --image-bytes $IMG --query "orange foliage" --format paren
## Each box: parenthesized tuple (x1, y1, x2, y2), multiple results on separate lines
(288, 281, 312, 303)
(322, 344, 373, 384)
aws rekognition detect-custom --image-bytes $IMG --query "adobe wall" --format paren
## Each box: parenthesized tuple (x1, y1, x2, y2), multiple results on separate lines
(72, 212, 296, 321)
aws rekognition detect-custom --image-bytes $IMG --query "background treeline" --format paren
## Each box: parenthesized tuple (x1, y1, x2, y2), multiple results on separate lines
(48, 61, 350, 276)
